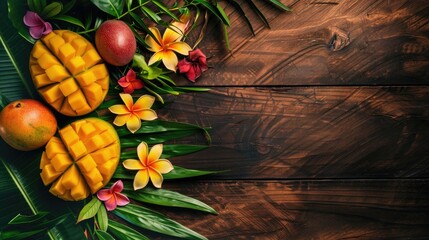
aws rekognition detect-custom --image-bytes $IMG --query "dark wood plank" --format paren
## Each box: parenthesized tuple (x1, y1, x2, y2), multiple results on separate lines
(148, 179, 429, 239)
(158, 86, 429, 179)
(181, 0, 429, 86)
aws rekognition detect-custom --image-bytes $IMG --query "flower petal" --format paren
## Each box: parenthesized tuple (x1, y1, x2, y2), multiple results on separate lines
(134, 109, 158, 121)
(133, 95, 155, 111)
(23, 11, 42, 27)
(104, 195, 117, 211)
(97, 189, 112, 201)
(168, 42, 192, 56)
(145, 27, 163, 52)
(151, 159, 174, 174)
(126, 114, 141, 133)
(177, 59, 192, 73)
(131, 79, 144, 90)
(119, 93, 134, 111)
(134, 170, 150, 190)
(111, 180, 124, 193)
(148, 51, 164, 66)
(29, 26, 44, 39)
(148, 144, 163, 164)
(123, 159, 144, 170)
(109, 104, 130, 115)
(118, 76, 130, 87)
(113, 114, 130, 127)
(42, 22, 52, 35)
(137, 141, 148, 166)
(163, 25, 184, 44)
(122, 84, 135, 94)
(126, 69, 136, 80)
(114, 192, 130, 206)
(161, 51, 179, 72)
(148, 168, 163, 188)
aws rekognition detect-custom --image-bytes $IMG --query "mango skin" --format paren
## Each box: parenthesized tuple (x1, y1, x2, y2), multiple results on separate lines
(95, 20, 136, 66)
(0, 99, 57, 151)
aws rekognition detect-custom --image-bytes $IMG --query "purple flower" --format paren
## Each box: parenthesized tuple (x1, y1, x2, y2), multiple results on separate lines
(23, 11, 52, 39)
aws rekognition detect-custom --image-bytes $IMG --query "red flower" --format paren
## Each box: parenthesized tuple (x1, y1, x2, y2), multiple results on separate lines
(177, 49, 208, 82)
(118, 69, 144, 93)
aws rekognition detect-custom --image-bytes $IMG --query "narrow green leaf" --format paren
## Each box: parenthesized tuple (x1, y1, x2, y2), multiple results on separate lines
(1, 213, 67, 240)
(116, 120, 208, 137)
(96, 205, 108, 232)
(0, 94, 10, 110)
(152, 0, 179, 21)
(0, 228, 46, 240)
(89, 0, 124, 18)
(174, 86, 211, 92)
(41, 2, 63, 19)
(128, 11, 158, 47)
(61, 0, 76, 14)
(113, 165, 219, 180)
(77, 198, 101, 223)
(223, 24, 230, 50)
(95, 230, 115, 240)
(113, 204, 207, 240)
(120, 129, 203, 148)
(26, 0, 36, 12)
(51, 15, 85, 29)
(120, 144, 209, 159)
(228, 0, 255, 35)
(247, 0, 270, 28)
(194, 0, 230, 26)
(266, 0, 292, 11)
(7, 212, 49, 224)
(216, 3, 230, 26)
(126, 0, 133, 10)
(140, 5, 162, 24)
(164, 165, 221, 180)
(124, 187, 217, 214)
(108, 220, 150, 240)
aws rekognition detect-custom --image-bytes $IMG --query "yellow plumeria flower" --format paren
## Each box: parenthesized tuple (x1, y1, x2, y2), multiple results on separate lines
(145, 18, 192, 72)
(123, 142, 174, 190)
(108, 93, 157, 133)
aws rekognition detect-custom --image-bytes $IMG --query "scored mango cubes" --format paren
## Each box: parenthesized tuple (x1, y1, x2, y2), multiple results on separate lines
(40, 118, 120, 201)
(29, 30, 109, 116)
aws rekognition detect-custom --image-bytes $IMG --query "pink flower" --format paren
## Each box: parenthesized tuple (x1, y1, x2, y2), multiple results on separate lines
(96, 180, 130, 211)
(23, 11, 52, 39)
(177, 49, 208, 82)
(118, 69, 144, 93)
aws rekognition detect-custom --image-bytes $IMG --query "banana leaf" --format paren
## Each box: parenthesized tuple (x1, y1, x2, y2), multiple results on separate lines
(0, 3, 85, 239)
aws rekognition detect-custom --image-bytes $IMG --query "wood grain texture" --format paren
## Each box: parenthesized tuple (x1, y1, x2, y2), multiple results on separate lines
(158, 86, 429, 179)
(180, 0, 429, 86)
(146, 179, 429, 239)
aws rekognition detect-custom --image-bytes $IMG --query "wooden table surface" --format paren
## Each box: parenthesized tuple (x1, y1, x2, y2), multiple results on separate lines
(152, 0, 429, 239)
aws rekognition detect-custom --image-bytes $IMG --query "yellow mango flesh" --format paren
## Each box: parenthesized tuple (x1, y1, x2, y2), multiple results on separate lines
(40, 118, 120, 201)
(30, 30, 109, 116)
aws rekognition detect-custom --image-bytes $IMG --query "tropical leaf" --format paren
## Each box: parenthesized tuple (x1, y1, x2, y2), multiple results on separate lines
(266, 0, 292, 11)
(89, 0, 124, 18)
(0, 212, 67, 240)
(120, 144, 209, 159)
(1, 3, 85, 239)
(113, 165, 220, 180)
(113, 204, 207, 240)
(124, 187, 217, 214)
(77, 198, 101, 223)
(96, 205, 108, 232)
(108, 220, 150, 240)
(95, 230, 115, 240)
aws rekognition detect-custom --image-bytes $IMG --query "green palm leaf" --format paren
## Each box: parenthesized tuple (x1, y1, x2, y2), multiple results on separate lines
(0, 3, 85, 239)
